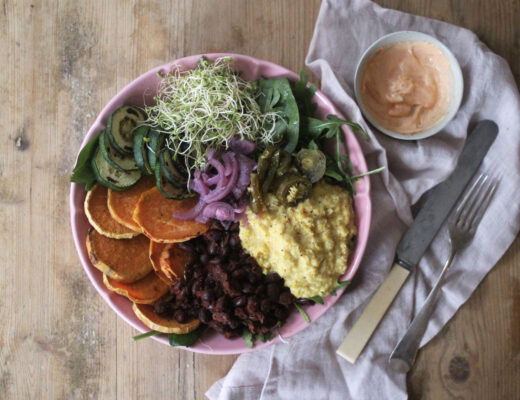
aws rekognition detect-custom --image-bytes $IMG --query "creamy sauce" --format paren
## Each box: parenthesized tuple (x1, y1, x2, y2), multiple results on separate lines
(361, 41, 452, 135)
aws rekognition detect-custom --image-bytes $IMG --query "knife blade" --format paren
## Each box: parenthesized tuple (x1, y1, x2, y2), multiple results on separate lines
(336, 120, 498, 363)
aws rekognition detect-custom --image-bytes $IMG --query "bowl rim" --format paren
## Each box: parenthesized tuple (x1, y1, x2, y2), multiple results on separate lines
(69, 53, 372, 354)
(354, 30, 464, 141)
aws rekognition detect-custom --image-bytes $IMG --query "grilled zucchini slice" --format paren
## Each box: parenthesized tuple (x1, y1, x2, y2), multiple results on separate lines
(133, 125, 153, 175)
(99, 130, 139, 172)
(154, 161, 191, 200)
(159, 150, 187, 188)
(92, 146, 141, 191)
(107, 105, 145, 155)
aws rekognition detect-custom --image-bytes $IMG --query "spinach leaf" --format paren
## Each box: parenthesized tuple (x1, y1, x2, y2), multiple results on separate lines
(241, 328, 254, 348)
(258, 77, 300, 153)
(308, 295, 324, 304)
(330, 280, 351, 296)
(132, 330, 160, 341)
(295, 303, 310, 323)
(292, 70, 317, 118)
(168, 325, 206, 347)
(70, 132, 101, 189)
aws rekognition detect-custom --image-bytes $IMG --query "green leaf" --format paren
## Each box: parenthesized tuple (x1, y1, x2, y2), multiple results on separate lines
(241, 329, 254, 348)
(258, 77, 300, 153)
(351, 166, 386, 180)
(292, 69, 317, 118)
(132, 330, 160, 341)
(168, 325, 206, 347)
(295, 303, 310, 323)
(330, 280, 351, 296)
(308, 295, 324, 304)
(70, 132, 101, 188)
(256, 334, 266, 343)
(307, 140, 319, 150)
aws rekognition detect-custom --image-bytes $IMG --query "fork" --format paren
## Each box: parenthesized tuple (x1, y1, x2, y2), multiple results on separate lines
(388, 174, 498, 373)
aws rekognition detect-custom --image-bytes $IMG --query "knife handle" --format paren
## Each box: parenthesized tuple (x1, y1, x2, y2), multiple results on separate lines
(336, 263, 410, 363)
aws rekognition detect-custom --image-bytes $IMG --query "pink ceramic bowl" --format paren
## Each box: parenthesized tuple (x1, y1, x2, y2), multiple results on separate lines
(69, 53, 371, 354)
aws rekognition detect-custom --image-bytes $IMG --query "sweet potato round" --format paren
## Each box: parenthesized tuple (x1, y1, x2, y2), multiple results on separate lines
(149, 241, 175, 285)
(86, 228, 152, 283)
(133, 303, 200, 334)
(107, 176, 156, 231)
(103, 272, 170, 304)
(133, 187, 209, 243)
(159, 243, 189, 281)
(85, 184, 139, 238)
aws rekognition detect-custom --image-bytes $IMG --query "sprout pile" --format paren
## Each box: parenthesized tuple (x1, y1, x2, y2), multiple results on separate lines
(144, 57, 282, 175)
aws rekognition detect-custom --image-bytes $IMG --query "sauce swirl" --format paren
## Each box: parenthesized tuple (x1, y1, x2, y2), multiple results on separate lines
(361, 41, 452, 135)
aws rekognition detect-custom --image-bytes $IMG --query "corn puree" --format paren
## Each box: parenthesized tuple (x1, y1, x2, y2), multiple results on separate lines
(239, 181, 356, 298)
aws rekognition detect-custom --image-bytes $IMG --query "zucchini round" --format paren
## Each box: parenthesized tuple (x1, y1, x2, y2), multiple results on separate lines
(159, 150, 187, 188)
(133, 125, 153, 175)
(107, 105, 145, 155)
(147, 129, 164, 171)
(154, 161, 192, 200)
(99, 130, 139, 172)
(92, 146, 142, 191)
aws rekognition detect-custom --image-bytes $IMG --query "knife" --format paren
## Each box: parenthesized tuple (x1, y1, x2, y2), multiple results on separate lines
(336, 120, 498, 363)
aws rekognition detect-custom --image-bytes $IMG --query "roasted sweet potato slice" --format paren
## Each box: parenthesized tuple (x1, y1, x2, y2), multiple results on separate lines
(133, 187, 209, 243)
(133, 303, 200, 334)
(86, 228, 153, 283)
(159, 243, 189, 281)
(85, 184, 139, 238)
(103, 272, 170, 304)
(107, 176, 156, 231)
(149, 241, 175, 285)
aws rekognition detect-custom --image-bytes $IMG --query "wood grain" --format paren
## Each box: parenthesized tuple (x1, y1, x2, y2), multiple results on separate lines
(0, 0, 518, 399)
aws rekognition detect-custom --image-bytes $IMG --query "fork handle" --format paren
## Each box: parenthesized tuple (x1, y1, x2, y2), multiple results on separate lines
(389, 247, 457, 373)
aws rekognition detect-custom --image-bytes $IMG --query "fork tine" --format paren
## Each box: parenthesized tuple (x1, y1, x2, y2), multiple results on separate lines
(460, 176, 490, 227)
(454, 174, 486, 225)
(467, 180, 498, 233)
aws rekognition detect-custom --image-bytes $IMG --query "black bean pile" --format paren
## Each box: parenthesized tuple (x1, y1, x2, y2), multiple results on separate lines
(154, 221, 303, 338)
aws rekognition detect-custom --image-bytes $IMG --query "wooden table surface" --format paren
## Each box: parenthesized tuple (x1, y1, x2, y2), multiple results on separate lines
(2, 1, 519, 399)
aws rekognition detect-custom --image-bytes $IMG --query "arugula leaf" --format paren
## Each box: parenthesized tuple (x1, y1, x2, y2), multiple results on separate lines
(295, 303, 310, 323)
(168, 325, 206, 347)
(330, 280, 351, 296)
(257, 77, 300, 153)
(132, 330, 160, 341)
(308, 295, 324, 304)
(241, 328, 254, 348)
(324, 168, 343, 182)
(70, 132, 101, 189)
(351, 166, 387, 180)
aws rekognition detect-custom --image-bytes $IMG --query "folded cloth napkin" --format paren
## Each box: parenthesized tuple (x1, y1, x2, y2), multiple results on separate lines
(207, 1, 520, 398)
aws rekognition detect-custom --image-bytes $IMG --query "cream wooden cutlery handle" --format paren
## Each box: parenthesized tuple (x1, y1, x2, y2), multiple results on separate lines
(336, 263, 410, 363)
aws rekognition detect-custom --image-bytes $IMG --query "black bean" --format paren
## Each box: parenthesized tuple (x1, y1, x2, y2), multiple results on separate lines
(199, 253, 209, 264)
(199, 309, 212, 324)
(242, 282, 254, 294)
(279, 291, 295, 305)
(266, 282, 281, 300)
(174, 310, 186, 323)
(260, 299, 272, 313)
(202, 289, 214, 303)
(177, 242, 192, 253)
(274, 306, 288, 321)
(232, 296, 247, 307)
(232, 268, 247, 280)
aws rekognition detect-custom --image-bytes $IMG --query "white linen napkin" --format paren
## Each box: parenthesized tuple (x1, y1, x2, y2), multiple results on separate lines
(207, 1, 520, 398)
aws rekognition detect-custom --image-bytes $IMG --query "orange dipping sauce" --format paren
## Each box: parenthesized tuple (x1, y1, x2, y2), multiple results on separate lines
(361, 41, 452, 135)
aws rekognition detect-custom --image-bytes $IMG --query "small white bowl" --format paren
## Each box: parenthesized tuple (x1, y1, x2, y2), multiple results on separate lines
(354, 31, 463, 140)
